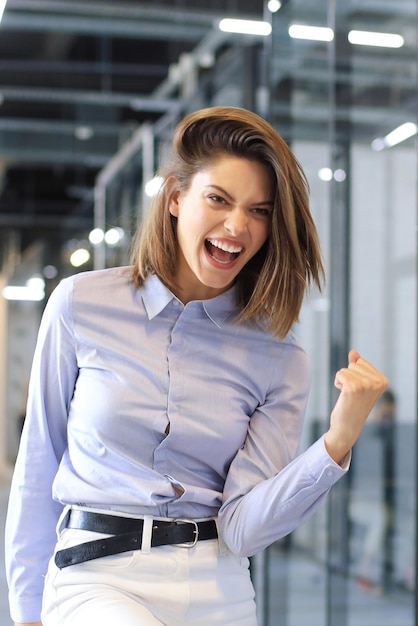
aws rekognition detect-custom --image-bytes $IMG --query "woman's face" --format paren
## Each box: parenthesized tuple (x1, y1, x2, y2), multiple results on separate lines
(168, 155, 275, 303)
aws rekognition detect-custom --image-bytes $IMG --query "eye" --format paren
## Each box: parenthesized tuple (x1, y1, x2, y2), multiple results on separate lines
(208, 194, 226, 204)
(252, 207, 272, 217)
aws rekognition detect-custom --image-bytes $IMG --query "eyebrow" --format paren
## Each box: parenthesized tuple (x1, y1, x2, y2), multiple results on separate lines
(204, 184, 274, 206)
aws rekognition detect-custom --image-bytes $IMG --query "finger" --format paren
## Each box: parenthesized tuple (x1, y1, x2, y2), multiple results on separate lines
(335, 350, 361, 389)
(347, 359, 374, 376)
(335, 360, 383, 391)
(348, 356, 385, 382)
(347, 348, 379, 374)
(336, 350, 388, 395)
(348, 349, 361, 365)
(334, 368, 359, 391)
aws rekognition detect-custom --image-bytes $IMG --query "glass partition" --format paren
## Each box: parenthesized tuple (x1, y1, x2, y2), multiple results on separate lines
(258, 0, 417, 624)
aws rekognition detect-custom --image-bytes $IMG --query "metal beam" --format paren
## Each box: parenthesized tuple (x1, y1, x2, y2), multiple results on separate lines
(0, 147, 109, 168)
(0, 118, 124, 135)
(7, 0, 260, 24)
(0, 59, 168, 78)
(2, 11, 208, 41)
(4, 1, 260, 41)
(0, 86, 179, 112)
(0, 213, 92, 229)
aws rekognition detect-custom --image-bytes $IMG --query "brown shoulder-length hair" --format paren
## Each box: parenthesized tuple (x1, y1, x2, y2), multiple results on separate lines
(131, 106, 324, 338)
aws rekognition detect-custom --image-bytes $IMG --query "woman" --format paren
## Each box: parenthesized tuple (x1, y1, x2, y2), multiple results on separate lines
(6, 106, 387, 626)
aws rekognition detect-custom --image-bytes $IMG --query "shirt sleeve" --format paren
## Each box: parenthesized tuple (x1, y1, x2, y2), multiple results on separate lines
(5, 277, 78, 623)
(218, 345, 349, 557)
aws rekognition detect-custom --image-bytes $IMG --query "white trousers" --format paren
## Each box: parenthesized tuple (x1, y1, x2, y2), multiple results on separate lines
(41, 523, 257, 625)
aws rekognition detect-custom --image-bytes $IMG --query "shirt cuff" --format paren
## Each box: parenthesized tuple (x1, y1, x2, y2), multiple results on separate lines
(306, 435, 351, 487)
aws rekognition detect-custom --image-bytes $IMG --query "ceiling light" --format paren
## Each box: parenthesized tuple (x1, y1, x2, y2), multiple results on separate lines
(145, 176, 164, 197)
(2, 277, 45, 301)
(267, 0, 281, 12)
(74, 125, 94, 141)
(333, 169, 346, 182)
(318, 167, 347, 181)
(348, 30, 404, 48)
(199, 52, 215, 68)
(89, 228, 105, 245)
(43, 265, 58, 279)
(371, 138, 386, 152)
(70, 248, 91, 267)
(218, 18, 272, 37)
(2, 286, 44, 301)
(318, 167, 333, 181)
(289, 25, 334, 42)
(0, 1, 7, 23)
(104, 227, 125, 246)
(384, 122, 417, 146)
(372, 122, 417, 151)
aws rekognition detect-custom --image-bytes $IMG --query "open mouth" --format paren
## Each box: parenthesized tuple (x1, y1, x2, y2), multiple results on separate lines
(205, 239, 243, 265)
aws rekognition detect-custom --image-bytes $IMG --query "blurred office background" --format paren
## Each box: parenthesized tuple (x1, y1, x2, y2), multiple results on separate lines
(0, 0, 416, 624)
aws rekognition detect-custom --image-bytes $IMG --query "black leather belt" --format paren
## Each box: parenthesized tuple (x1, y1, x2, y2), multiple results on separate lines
(55, 510, 218, 569)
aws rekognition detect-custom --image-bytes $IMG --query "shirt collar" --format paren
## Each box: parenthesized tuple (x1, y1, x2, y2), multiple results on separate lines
(140, 273, 238, 328)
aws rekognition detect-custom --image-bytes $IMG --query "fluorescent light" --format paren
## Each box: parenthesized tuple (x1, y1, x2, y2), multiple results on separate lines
(385, 122, 417, 146)
(289, 25, 334, 42)
(70, 248, 91, 267)
(318, 167, 333, 181)
(218, 18, 272, 37)
(317, 168, 346, 182)
(105, 227, 125, 246)
(74, 125, 94, 141)
(0, 1, 7, 23)
(267, 0, 281, 12)
(348, 30, 404, 48)
(2, 286, 44, 301)
(145, 176, 164, 197)
(334, 169, 346, 182)
(2, 277, 45, 301)
(371, 138, 386, 152)
(43, 265, 58, 279)
(372, 122, 418, 151)
(89, 228, 105, 245)
(199, 52, 215, 68)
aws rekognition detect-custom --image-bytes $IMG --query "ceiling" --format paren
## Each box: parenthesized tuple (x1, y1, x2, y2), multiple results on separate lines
(0, 0, 416, 277)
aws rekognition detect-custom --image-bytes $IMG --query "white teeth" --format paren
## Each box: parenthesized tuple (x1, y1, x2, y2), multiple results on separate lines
(207, 239, 242, 254)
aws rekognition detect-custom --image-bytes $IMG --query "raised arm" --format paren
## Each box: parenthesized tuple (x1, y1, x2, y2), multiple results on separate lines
(218, 348, 388, 557)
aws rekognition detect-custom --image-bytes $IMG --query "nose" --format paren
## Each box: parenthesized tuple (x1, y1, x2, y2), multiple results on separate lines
(224, 207, 248, 236)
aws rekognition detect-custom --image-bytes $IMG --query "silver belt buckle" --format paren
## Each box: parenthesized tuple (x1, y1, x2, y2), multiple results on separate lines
(174, 518, 199, 548)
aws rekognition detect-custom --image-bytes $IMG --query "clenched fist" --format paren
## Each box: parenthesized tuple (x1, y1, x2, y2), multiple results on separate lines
(324, 350, 389, 464)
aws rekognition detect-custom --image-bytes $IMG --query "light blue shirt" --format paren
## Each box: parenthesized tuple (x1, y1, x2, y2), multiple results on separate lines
(5, 266, 347, 622)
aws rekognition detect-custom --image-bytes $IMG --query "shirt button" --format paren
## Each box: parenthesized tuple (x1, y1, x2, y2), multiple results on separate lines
(326, 469, 334, 478)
